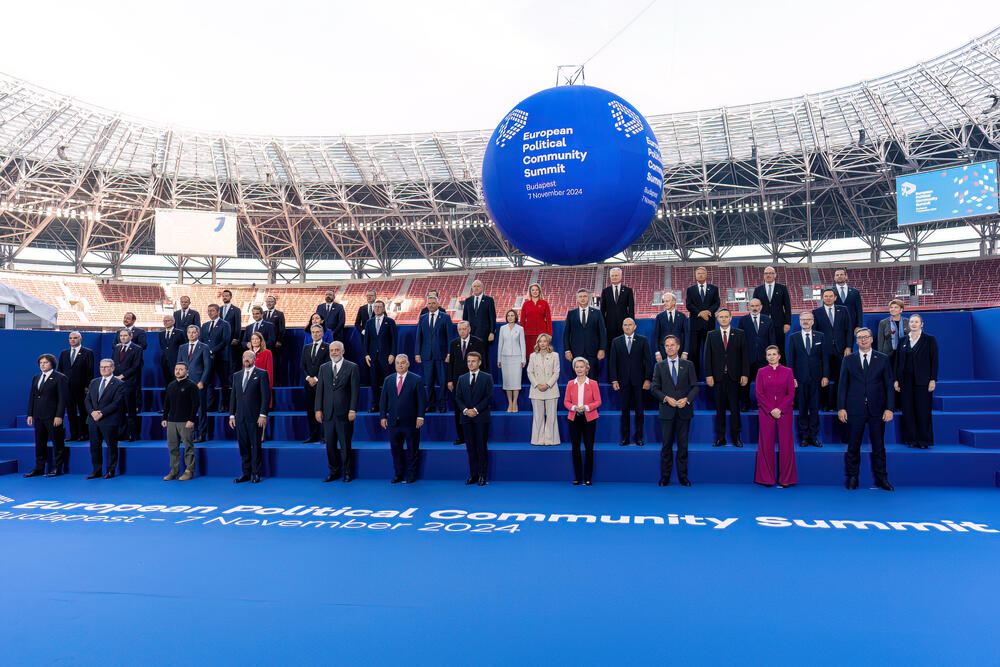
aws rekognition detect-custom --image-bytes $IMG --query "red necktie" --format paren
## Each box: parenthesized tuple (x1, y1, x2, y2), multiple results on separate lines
(723, 330, 729, 349)
(396, 375, 403, 394)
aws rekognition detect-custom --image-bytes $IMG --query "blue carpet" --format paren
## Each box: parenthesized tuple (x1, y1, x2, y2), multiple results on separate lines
(1, 475, 998, 665)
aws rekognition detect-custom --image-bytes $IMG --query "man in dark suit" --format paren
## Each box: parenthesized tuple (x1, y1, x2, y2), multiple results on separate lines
(173, 296, 200, 331)
(685, 266, 721, 378)
(242, 306, 276, 350)
(737, 298, 776, 411)
(455, 350, 493, 485)
(418, 290, 439, 317)
(653, 293, 690, 362)
(355, 289, 377, 340)
(600, 267, 635, 344)
(315, 341, 360, 482)
(122, 312, 148, 350)
(263, 295, 286, 383)
(161, 361, 200, 481)
(812, 288, 853, 411)
(838, 328, 895, 491)
(703, 309, 749, 447)
(609, 318, 652, 447)
(462, 280, 496, 368)
(112, 328, 143, 442)
(179, 325, 213, 442)
(57, 331, 95, 441)
(84, 358, 124, 479)
(563, 289, 606, 380)
(650, 335, 698, 486)
(201, 303, 233, 413)
(832, 268, 864, 335)
(752, 266, 792, 360)
(379, 354, 426, 483)
(220, 289, 242, 371)
(447, 320, 485, 446)
(301, 324, 330, 444)
(229, 350, 270, 484)
(317, 290, 346, 342)
(364, 300, 397, 413)
(415, 294, 452, 413)
(786, 311, 829, 447)
(24, 354, 69, 477)
(159, 315, 186, 389)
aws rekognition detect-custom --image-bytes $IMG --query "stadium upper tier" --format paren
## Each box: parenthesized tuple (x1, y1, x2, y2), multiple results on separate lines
(1, 27, 1000, 267)
(2, 259, 996, 330)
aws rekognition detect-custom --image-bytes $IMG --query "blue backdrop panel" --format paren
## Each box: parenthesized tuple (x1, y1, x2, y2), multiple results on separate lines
(971, 307, 1000, 379)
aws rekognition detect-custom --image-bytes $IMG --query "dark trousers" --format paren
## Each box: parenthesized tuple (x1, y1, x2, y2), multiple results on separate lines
(32, 418, 66, 473)
(618, 382, 645, 441)
(388, 425, 420, 481)
(464, 420, 489, 478)
(845, 413, 888, 480)
(823, 353, 844, 410)
(324, 418, 354, 476)
(900, 375, 934, 447)
(660, 417, 690, 482)
(712, 375, 742, 441)
(568, 414, 595, 482)
(197, 386, 211, 439)
(208, 354, 230, 411)
(690, 328, 709, 378)
(161, 360, 174, 389)
(66, 385, 87, 440)
(452, 389, 466, 443)
(775, 328, 787, 363)
(742, 362, 763, 409)
(370, 360, 391, 411)
(235, 418, 263, 476)
(423, 359, 446, 411)
(304, 383, 321, 441)
(795, 380, 821, 440)
(118, 382, 140, 441)
(89, 421, 120, 473)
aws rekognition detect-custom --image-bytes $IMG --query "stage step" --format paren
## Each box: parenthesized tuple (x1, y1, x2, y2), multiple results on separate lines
(933, 395, 1000, 411)
(959, 429, 1000, 449)
(932, 380, 1000, 396)
(0, 459, 16, 475)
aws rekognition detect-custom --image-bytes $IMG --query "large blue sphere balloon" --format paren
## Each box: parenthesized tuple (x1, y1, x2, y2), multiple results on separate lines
(482, 85, 663, 265)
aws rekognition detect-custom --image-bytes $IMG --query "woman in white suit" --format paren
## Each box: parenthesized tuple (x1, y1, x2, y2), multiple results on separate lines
(526, 334, 560, 445)
(497, 309, 526, 411)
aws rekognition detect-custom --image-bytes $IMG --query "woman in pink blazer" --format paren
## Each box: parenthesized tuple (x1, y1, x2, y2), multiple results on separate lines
(754, 345, 797, 487)
(564, 357, 602, 485)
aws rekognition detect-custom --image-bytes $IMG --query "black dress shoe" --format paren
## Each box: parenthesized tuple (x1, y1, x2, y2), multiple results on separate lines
(712, 440, 726, 447)
(732, 440, 744, 448)
(778, 483, 793, 488)
(194, 436, 207, 443)
(23, 469, 44, 478)
(845, 476, 859, 490)
(251, 475, 261, 484)
(44, 470, 62, 477)
(810, 439, 823, 448)
(104, 471, 115, 479)
(618, 440, 629, 447)
(453, 439, 465, 446)
(323, 474, 338, 483)
(233, 475, 251, 483)
(572, 480, 581, 486)
(875, 478, 894, 491)
(303, 438, 319, 444)
(405, 478, 416, 484)
(465, 476, 477, 485)
(86, 471, 101, 480)
(635, 439, 645, 447)
(679, 478, 691, 487)
(343, 474, 353, 483)
(477, 477, 487, 486)
(390, 476, 403, 484)
(658, 478, 669, 486)
(583, 480, 592, 486)
(798, 441, 808, 448)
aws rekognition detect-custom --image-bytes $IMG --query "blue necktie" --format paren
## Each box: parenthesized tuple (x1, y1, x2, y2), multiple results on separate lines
(671, 359, 678, 384)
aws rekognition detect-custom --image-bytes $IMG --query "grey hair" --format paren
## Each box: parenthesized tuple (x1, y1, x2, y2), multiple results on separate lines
(99, 357, 115, 367)
(571, 356, 591, 370)
(395, 353, 409, 362)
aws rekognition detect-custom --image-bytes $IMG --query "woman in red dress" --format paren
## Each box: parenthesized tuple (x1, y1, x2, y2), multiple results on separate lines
(248, 332, 274, 409)
(520, 282, 551, 363)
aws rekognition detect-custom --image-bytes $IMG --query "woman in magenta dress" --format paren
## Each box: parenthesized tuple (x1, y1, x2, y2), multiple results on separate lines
(754, 345, 797, 487)
(520, 282, 551, 364)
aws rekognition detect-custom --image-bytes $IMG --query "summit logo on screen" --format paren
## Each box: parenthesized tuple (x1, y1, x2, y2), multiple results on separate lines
(900, 182, 916, 196)
(608, 100, 644, 138)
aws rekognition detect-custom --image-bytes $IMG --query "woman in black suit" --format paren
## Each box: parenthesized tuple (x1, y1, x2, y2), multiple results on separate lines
(894, 314, 938, 449)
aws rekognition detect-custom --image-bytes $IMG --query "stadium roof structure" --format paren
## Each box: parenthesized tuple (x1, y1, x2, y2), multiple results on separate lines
(1, 26, 1000, 281)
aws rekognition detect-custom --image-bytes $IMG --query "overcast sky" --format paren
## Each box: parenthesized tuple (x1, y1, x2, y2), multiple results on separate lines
(2, 1, 996, 136)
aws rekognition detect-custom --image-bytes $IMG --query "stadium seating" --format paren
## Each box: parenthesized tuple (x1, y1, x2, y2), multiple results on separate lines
(537, 266, 597, 317)
(395, 274, 468, 324)
(616, 263, 665, 318)
(919, 258, 1000, 309)
(474, 269, 532, 317)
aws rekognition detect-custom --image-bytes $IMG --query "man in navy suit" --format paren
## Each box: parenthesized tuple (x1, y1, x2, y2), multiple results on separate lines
(832, 268, 864, 335)
(112, 328, 143, 442)
(317, 290, 346, 342)
(455, 350, 493, 485)
(57, 331, 95, 441)
(609, 318, 653, 447)
(653, 293, 690, 362)
(365, 300, 398, 413)
(263, 295, 286, 383)
(229, 350, 270, 484)
(752, 266, 792, 360)
(379, 354, 425, 483)
(838, 328, 895, 491)
(84, 358, 124, 479)
(786, 311, 829, 447)
(202, 303, 233, 413)
(315, 341, 360, 482)
(415, 294, 452, 413)
(703, 309, 749, 447)
(600, 267, 635, 343)
(685, 266, 721, 378)
(242, 306, 276, 350)
(462, 280, 497, 368)
(813, 288, 853, 411)
(159, 315, 186, 389)
(220, 289, 242, 370)
(447, 321, 485, 446)
(563, 289, 606, 380)
(179, 325, 213, 442)
(355, 289, 377, 340)
(122, 312, 147, 350)
(738, 298, 776, 410)
(24, 354, 69, 477)
(650, 336, 699, 486)
(173, 296, 200, 331)
(301, 324, 330, 444)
